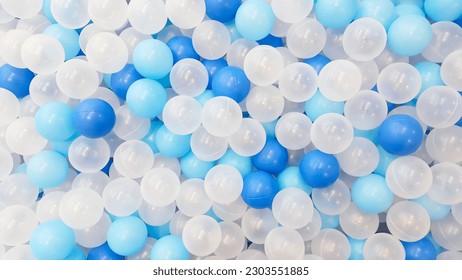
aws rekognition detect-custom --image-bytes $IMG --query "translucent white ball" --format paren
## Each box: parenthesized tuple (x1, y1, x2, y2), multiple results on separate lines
(386, 201, 430, 242)
(277, 47, 299, 67)
(377, 62, 421, 104)
(278, 62, 318, 103)
(431, 213, 462, 251)
(416, 86, 462, 128)
(323, 27, 348, 60)
(236, 249, 268, 260)
(344, 90, 388, 130)
(204, 165, 243, 204)
(363, 233, 405, 260)
(271, 0, 313, 24)
(422, 21, 462, 63)
(182, 215, 222, 257)
(243, 45, 284, 86)
(152, 154, 181, 177)
(155, 24, 182, 43)
(78, 24, 109, 54)
(71, 172, 109, 196)
(140, 167, 180, 207)
(312, 180, 351, 216)
(0, 0, 42, 19)
(275, 112, 312, 150)
(343, 18, 387, 61)
(437, 251, 462, 260)
(170, 58, 208, 97)
(311, 229, 350, 260)
(241, 208, 278, 244)
(113, 140, 154, 179)
(113, 105, 150, 141)
(339, 203, 379, 240)
(87, 0, 128, 31)
(5, 117, 47, 156)
(68, 136, 110, 173)
(229, 118, 266, 157)
(214, 221, 246, 259)
(374, 46, 410, 71)
(20, 34, 64, 74)
(192, 20, 230, 60)
(2, 245, 36, 260)
(29, 74, 69, 106)
(336, 137, 379, 177)
(201, 96, 242, 137)
(265, 227, 305, 260)
(0, 205, 37, 246)
(102, 177, 142, 217)
(226, 38, 258, 69)
(286, 18, 326, 59)
(85, 32, 128, 74)
(427, 162, 462, 205)
(162, 95, 202, 135)
(56, 59, 100, 99)
(19, 96, 39, 118)
(245, 85, 284, 122)
(212, 197, 248, 222)
(50, 0, 90, 29)
(271, 17, 291, 38)
(0, 173, 38, 207)
(310, 113, 354, 154)
(138, 200, 176, 226)
(16, 14, 51, 34)
(165, 0, 205, 30)
(452, 203, 462, 225)
(176, 178, 211, 217)
(128, 0, 167, 35)
(441, 50, 462, 91)
(0, 89, 19, 126)
(296, 209, 322, 241)
(169, 211, 191, 236)
(190, 125, 228, 161)
(272, 187, 314, 229)
(426, 126, 462, 163)
(59, 188, 104, 230)
(0, 147, 12, 180)
(318, 59, 362, 101)
(35, 191, 64, 223)
(0, 29, 31, 68)
(118, 27, 151, 64)
(74, 212, 111, 248)
(351, 59, 380, 90)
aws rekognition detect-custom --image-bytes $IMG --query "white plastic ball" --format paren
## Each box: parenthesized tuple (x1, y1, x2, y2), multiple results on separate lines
(336, 137, 379, 177)
(56, 59, 100, 99)
(0, 89, 19, 126)
(68, 136, 110, 173)
(140, 167, 180, 207)
(138, 200, 176, 226)
(214, 221, 246, 259)
(5, 117, 47, 156)
(363, 233, 405, 260)
(431, 213, 462, 251)
(176, 178, 211, 217)
(78, 24, 110, 54)
(318, 59, 362, 101)
(0, 205, 37, 246)
(0, 173, 38, 207)
(374, 46, 410, 71)
(243, 45, 284, 86)
(310, 113, 354, 154)
(297, 209, 322, 241)
(312, 180, 351, 216)
(278, 62, 318, 103)
(102, 177, 142, 217)
(241, 208, 278, 244)
(16, 14, 51, 34)
(427, 162, 462, 205)
(192, 20, 230, 60)
(182, 215, 222, 257)
(342, 18, 387, 61)
(226, 38, 258, 69)
(0, 0, 42, 19)
(344, 90, 388, 130)
(422, 22, 462, 63)
(264, 227, 305, 260)
(229, 118, 266, 157)
(426, 126, 462, 163)
(169, 210, 191, 236)
(386, 200, 431, 242)
(18, 95, 39, 118)
(128, 0, 167, 35)
(50, 0, 90, 29)
(277, 47, 299, 67)
(190, 125, 228, 161)
(212, 197, 247, 222)
(245, 85, 284, 122)
(162, 95, 202, 135)
(275, 112, 312, 150)
(311, 229, 351, 260)
(87, 0, 128, 31)
(351, 59, 380, 90)
(165, 0, 205, 30)
(437, 251, 462, 260)
(2, 245, 36, 260)
(377, 62, 422, 104)
(416, 86, 462, 128)
(71, 172, 109, 196)
(127, 237, 157, 260)
(152, 154, 181, 177)
(59, 188, 104, 230)
(118, 27, 151, 64)
(453, 203, 462, 225)
(286, 18, 326, 59)
(271, 17, 291, 38)
(29, 74, 69, 106)
(204, 165, 243, 204)
(170, 58, 208, 97)
(20, 34, 64, 74)
(74, 212, 111, 248)
(339, 203, 379, 240)
(113, 105, 150, 140)
(272, 187, 314, 229)
(0, 29, 31, 68)
(113, 140, 154, 179)
(201, 96, 242, 138)
(85, 32, 128, 74)
(35, 191, 65, 223)
(0, 146, 12, 181)
(271, 0, 313, 24)
(323, 27, 348, 60)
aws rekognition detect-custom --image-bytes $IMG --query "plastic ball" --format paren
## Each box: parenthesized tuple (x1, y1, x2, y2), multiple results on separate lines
(275, 112, 313, 151)
(242, 208, 277, 244)
(163, 95, 202, 135)
(416, 86, 462, 128)
(176, 178, 211, 217)
(427, 162, 462, 205)
(235, 0, 275, 41)
(363, 233, 405, 260)
(377, 62, 422, 104)
(128, 0, 167, 35)
(0, 205, 37, 247)
(0, 89, 20, 126)
(311, 228, 351, 260)
(182, 215, 222, 257)
(87, 242, 124, 260)
(50, 0, 90, 29)
(132, 39, 173, 80)
(150, 235, 189, 260)
(351, 174, 394, 214)
(299, 150, 339, 189)
(42, 24, 80, 61)
(279, 62, 318, 103)
(30, 220, 74, 260)
(265, 227, 305, 260)
(242, 170, 279, 209)
(387, 15, 432, 56)
(35, 191, 65, 223)
(402, 237, 437, 260)
(422, 22, 462, 64)
(113, 105, 150, 141)
(412, 195, 451, 221)
(201, 96, 242, 137)
(424, 0, 462, 22)
(212, 197, 247, 222)
(204, 164, 243, 204)
(437, 251, 462, 260)
(226, 38, 258, 69)
(85, 32, 128, 74)
(310, 113, 354, 154)
(342, 18, 386, 62)
(0, 64, 35, 98)
(312, 179, 351, 215)
(318, 59, 362, 102)
(217, 149, 252, 177)
(110, 64, 143, 100)
(0, 147, 13, 180)
(277, 166, 312, 195)
(305, 90, 345, 121)
(87, 0, 127, 30)
(166, 36, 200, 64)
(20, 34, 64, 74)
(140, 167, 180, 207)
(59, 188, 103, 230)
(165, 0, 205, 30)
(377, 114, 423, 156)
(212, 66, 250, 103)
(72, 99, 115, 139)
(192, 20, 231, 60)
(271, 0, 313, 24)
(0, 173, 38, 207)
(344, 90, 387, 130)
(286, 18, 326, 59)
(228, 118, 265, 157)
(0, 0, 42, 19)
(205, 0, 240, 23)
(190, 125, 228, 161)
(201, 58, 227, 89)
(212, 221, 245, 259)
(339, 203, 379, 240)
(26, 150, 68, 189)
(252, 138, 288, 175)
(453, 203, 462, 225)
(386, 201, 431, 242)
(102, 177, 142, 217)
(74, 212, 111, 248)
(170, 58, 208, 97)
(356, 0, 396, 29)
(245, 85, 284, 123)
(272, 187, 314, 229)
(125, 79, 167, 119)
(243, 45, 283, 86)
(0, 29, 32, 69)
(107, 216, 148, 256)
(68, 136, 111, 173)
(56, 59, 99, 99)
(155, 125, 191, 158)
(431, 213, 462, 251)
(35, 102, 74, 141)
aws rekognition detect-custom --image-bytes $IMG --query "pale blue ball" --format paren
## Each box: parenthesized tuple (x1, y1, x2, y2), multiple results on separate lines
(35, 102, 75, 141)
(374, 145, 398, 176)
(43, 24, 80, 60)
(133, 39, 173, 79)
(218, 149, 253, 177)
(356, 0, 397, 29)
(235, 0, 275, 41)
(411, 195, 451, 220)
(126, 79, 167, 119)
(305, 90, 344, 121)
(424, 0, 462, 22)
(150, 235, 190, 260)
(277, 166, 313, 195)
(142, 120, 163, 154)
(319, 212, 340, 229)
(180, 151, 215, 179)
(30, 220, 75, 260)
(316, 0, 359, 29)
(107, 216, 148, 256)
(414, 62, 444, 98)
(354, 128, 379, 144)
(65, 246, 87, 260)
(387, 15, 432, 56)
(155, 125, 191, 158)
(261, 119, 277, 139)
(395, 4, 425, 17)
(351, 174, 394, 213)
(27, 150, 69, 189)
(348, 237, 365, 260)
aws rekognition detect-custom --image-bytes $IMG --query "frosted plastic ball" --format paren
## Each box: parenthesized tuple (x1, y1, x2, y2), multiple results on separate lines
(204, 165, 243, 204)
(29, 74, 68, 106)
(118, 28, 151, 64)
(272, 187, 314, 229)
(318, 59, 362, 102)
(20, 34, 64, 75)
(87, 0, 128, 31)
(50, 0, 90, 29)
(102, 177, 142, 217)
(192, 20, 230, 60)
(427, 162, 462, 205)
(0, 29, 31, 69)
(342, 18, 387, 61)
(387, 15, 432, 57)
(165, 0, 205, 29)
(182, 215, 222, 257)
(214, 221, 246, 259)
(377, 62, 422, 104)
(296, 209, 322, 241)
(241, 208, 278, 244)
(0, 89, 19, 126)
(339, 203, 379, 240)
(85, 32, 128, 74)
(2, 245, 36, 260)
(363, 233, 405, 260)
(140, 167, 180, 207)
(277, 47, 299, 67)
(452, 203, 462, 225)
(374, 46, 410, 71)
(170, 58, 208, 97)
(386, 156, 433, 199)
(138, 200, 176, 226)
(0, 0, 42, 19)
(386, 201, 431, 242)
(169, 211, 191, 237)
(35, 191, 65, 223)
(344, 90, 388, 130)
(311, 229, 351, 260)
(68, 137, 110, 173)
(226, 38, 258, 69)
(271, 0, 313, 24)
(113, 140, 154, 179)
(176, 178, 211, 217)
(312, 180, 351, 216)
(431, 213, 462, 251)
(0, 205, 37, 246)
(245, 85, 284, 122)
(426, 126, 462, 163)
(19, 96, 40, 118)
(336, 137, 379, 177)
(162, 95, 202, 135)
(212, 197, 248, 222)
(351, 59, 380, 90)
(151, 154, 181, 177)
(113, 105, 150, 141)
(5, 117, 47, 156)
(275, 112, 312, 150)
(236, 249, 268, 260)
(190, 125, 229, 161)
(416, 86, 462, 128)
(78, 24, 108, 54)
(74, 212, 111, 248)
(243, 45, 283, 86)
(437, 251, 462, 260)
(422, 21, 462, 63)
(59, 188, 104, 230)
(71, 171, 109, 196)
(286, 18, 326, 59)
(56, 59, 99, 99)
(229, 118, 266, 157)
(0, 146, 13, 180)
(265, 227, 305, 260)
(310, 113, 354, 154)
(128, 0, 167, 35)
(322, 27, 348, 61)
(278, 62, 318, 103)
(0, 173, 38, 207)
(201, 96, 242, 138)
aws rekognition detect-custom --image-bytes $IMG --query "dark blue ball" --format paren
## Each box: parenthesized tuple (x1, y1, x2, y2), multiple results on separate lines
(252, 138, 288, 175)
(0, 64, 35, 98)
(202, 58, 228, 89)
(257, 34, 284, 47)
(205, 0, 241, 22)
(87, 243, 124, 260)
(402, 237, 437, 260)
(72, 98, 116, 139)
(242, 170, 279, 209)
(299, 150, 340, 188)
(166, 36, 200, 64)
(303, 55, 331, 74)
(378, 114, 423, 156)
(212, 66, 251, 103)
(110, 64, 143, 100)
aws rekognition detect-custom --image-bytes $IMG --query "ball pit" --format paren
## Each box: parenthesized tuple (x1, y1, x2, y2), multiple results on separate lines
(0, 0, 461, 262)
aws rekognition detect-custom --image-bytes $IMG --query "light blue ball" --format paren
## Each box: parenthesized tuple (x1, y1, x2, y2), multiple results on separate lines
(30, 220, 75, 260)
(348, 237, 365, 260)
(142, 120, 164, 154)
(147, 222, 171, 239)
(261, 119, 277, 139)
(133, 39, 173, 79)
(411, 195, 451, 220)
(374, 145, 398, 176)
(218, 149, 253, 177)
(126, 79, 167, 119)
(35, 102, 75, 141)
(150, 235, 190, 260)
(315, 0, 359, 29)
(424, 0, 462, 22)
(351, 174, 394, 213)
(50, 132, 79, 157)
(356, 0, 397, 29)
(15, 163, 27, 174)
(354, 128, 379, 144)
(414, 62, 444, 98)
(180, 151, 215, 179)
(392, 0, 424, 8)
(395, 4, 425, 17)
(43, 24, 80, 60)
(305, 90, 344, 121)
(195, 89, 215, 106)
(235, 0, 275, 41)
(41, 0, 57, 23)
(387, 15, 432, 56)
(319, 212, 340, 229)
(155, 125, 191, 158)
(27, 150, 69, 189)
(65, 246, 87, 260)
(224, 20, 243, 42)
(277, 166, 313, 195)
(107, 216, 148, 256)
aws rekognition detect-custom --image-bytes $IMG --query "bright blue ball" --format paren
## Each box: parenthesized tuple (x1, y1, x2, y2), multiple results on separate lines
(303, 55, 331, 74)
(235, 0, 275, 41)
(305, 90, 345, 121)
(27, 150, 69, 189)
(424, 0, 462, 22)
(126, 78, 167, 119)
(348, 237, 365, 260)
(180, 151, 215, 179)
(30, 220, 75, 260)
(147, 222, 171, 239)
(155, 125, 191, 158)
(299, 150, 340, 188)
(414, 62, 444, 98)
(110, 64, 143, 100)
(252, 138, 288, 175)
(166, 36, 200, 64)
(201, 58, 228, 89)
(242, 170, 279, 209)
(35, 102, 75, 141)
(351, 174, 394, 213)
(150, 235, 190, 260)
(373, 145, 398, 176)
(395, 4, 425, 17)
(316, 0, 358, 29)
(425, 233, 443, 255)
(320, 212, 340, 229)
(205, 0, 241, 23)
(277, 166, 312, 195)
(0, 64, 34, 98)
(72, 98, 116, 138)
(133, 39, 173, 79)
(218, 149, 253, 177)
(402, 237, 437, 260)
(212, 66, 251, 103)
(107, 216, 148, 256)
(65, 246, 86, 260)
(195, 89, 215, 106)
(356, 0, 397, 29)
(257, 34, 284, 48)
(43, 24, 80, 60)
(378, 114, 423, 156)
(411, 195, 451, 220)
(87, 242, 124, 260)
(142, 120, 163, 153)
(387, 15, 432, 56)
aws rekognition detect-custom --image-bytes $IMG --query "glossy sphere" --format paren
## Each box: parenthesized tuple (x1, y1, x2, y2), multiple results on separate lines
(162, 95, 202, 135)
(0, 29, 32, 69)
(212, 66, 250, 103)
(128, 0, 167, 35)
(312, 180, 351, 215)
(278, 62, 318, 103)
(26, 150, 68, 189)
(190, 126, 228, 162)
(126, 79, 167, 119)
(387, 15, 432, 56)
(110, 64, 143, 100)
(0, 174, 38, 207)
(351, 174, 394, 213)
(426, 126, 462, 163)
(140, 167, 180, 207)
(241, 208, 277, 244)
(202, 58, 227, 89)
(6, 117, 48, 156)
(315, 0, 358, 29)
(344, 90, 387, 130)
(245, 85, 284, 122)
(204, 164, 243, 204)
(0, 64, 35, 98)
(378, 114, 423, 156)
(107, 216, 148, 256)
(299, 150, 339, 189)
(386, 201, 431, 242)
(214, 221, 246, 259)
(30, 220, 74, 260)
(342, 18, 386, 62)
(377, 62, 421, 104)
(85, 32, 128, 74)
(339, 203, 379, 240)
(252, 138, 288, 175)
(363, 233, 405, 260)
(272, 188, 314, 229)
(182, 215, 222, 257)
(74, 213, 111, 249)
(427, 162, 462, 205)
(402, 238, 437, 260)
(318, 60, 362, 102)
(68, 137, 111, 173)
(50, 0, 90, 29)
(243, 45, 283, 86)
(336, 137, 379, 177)
(35, 102, 74, 141)
(0, 205, 37, 247)
(150, 235, 189, 260)
(0, 89, 19, 126)
(421, 22, 462, 64)
(265, 227, 305, 260)
(412, 195, 451, 221)
(416, 86, 462, 128)
(56, 59, 99, 99)
(201, 96, 242, 137)
(113, 139, 154, 178)
(170, 58, 208, 97)
(235, 0, 275, 41)
(132, 39, 173, 79)
(242, 170, 279, 209)
(72, 98, 115, 139)
(275, 112, 312, 150)
(87, 0, 128, 30)
(176, 178, 211, 217)
(155, 125, 191, 158)
(192, 20, 231, 60)
(311, 229, 351, 260)
(271, 0, 313, 24)
(310, 113, 354, 154)
(59, 188, 104, 230)
(21, 34, 64, 75)
(218, 149, 252, 177)
(286, 18, 326, 59)
(87, 242, 124, 260)
(441, 49, 462, 91)
(229, 118, 266, 157)
(424, 0, 462, 22)
(431, 213, 462, 251)
(166, 36, 199, 63)
(165, 0, 205, 30)
(305, 90, 345, 121)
